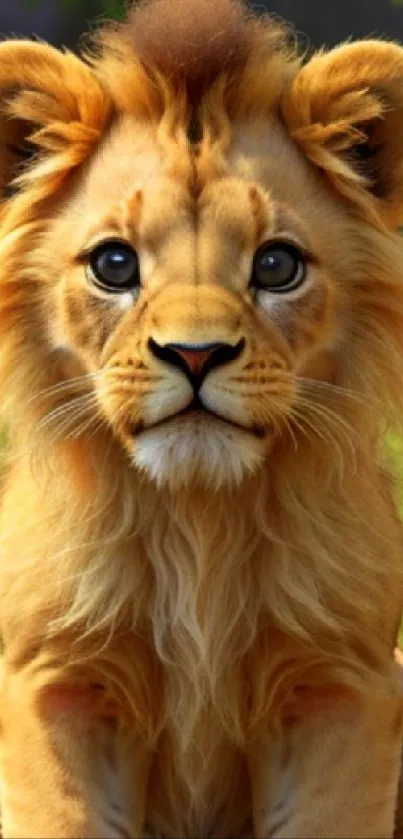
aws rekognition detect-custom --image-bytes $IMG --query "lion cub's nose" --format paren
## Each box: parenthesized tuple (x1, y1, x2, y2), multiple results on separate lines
(148, 338, 245, 388)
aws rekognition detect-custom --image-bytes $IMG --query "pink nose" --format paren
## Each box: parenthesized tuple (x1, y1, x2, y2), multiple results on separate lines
(167, 344, 219, 376)
(148, 338, 245, 387)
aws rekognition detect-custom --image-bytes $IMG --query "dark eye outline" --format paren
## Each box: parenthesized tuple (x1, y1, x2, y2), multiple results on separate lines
(251, 240, 307, 294)
(85, 240, 140, 293)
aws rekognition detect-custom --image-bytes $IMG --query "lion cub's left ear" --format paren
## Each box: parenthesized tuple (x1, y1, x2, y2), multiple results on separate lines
(282, 41, 403, 226)
(0, 41, 110, 201)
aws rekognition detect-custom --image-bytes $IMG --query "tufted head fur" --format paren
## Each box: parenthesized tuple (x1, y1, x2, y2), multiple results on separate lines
(1, 2, 403, 827)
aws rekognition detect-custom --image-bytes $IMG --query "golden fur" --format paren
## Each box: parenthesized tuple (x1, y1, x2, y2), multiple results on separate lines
(0, 0, 403, 836)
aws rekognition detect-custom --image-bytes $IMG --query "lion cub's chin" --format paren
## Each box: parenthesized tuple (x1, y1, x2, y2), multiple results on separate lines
(131, 413, 267, 490)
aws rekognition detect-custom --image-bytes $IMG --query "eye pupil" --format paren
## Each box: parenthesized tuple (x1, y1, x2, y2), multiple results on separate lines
(88, 241, 140, 291)
(109, 253, 126, 265)
(252, 242, 306, 293)
(262, 255, 276, 267)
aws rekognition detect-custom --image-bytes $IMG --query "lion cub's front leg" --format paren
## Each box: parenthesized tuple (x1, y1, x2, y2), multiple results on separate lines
(0, 655, 148, 839)
(250, 687, 403, 839)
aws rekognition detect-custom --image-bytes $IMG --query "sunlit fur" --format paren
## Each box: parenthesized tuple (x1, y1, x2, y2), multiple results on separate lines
(1, 1, 403, 836)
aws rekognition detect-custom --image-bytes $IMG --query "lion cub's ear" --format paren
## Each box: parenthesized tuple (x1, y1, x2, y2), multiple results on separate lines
(0, 41, 109, 200)
(282, 41, 403, 226)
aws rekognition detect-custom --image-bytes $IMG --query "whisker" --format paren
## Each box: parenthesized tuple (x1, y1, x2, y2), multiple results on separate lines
(291, 406, 330, 445)
(281, 414, 299, 451)
(66, 410, 106, 441)
(296, 377, 384, 414)
(290, 410, 348, 480)
(113, 399, 135, 437)
(290, 396, 359, 473)
(86, 416, 110, 443)
(28, 371, 104, 405)
(294, 401, 357, 454)
(30, 398, 104, 456)
(35, 393, 100, 434)
(50, 403, 100, 439)
(295, 396, 359, 438)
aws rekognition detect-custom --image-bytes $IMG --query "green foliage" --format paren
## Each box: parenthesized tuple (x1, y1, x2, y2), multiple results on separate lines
(20, 0, 126, 19)
(98, 1, 126, 18)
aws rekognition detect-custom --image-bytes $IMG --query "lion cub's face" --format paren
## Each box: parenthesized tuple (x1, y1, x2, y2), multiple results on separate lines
(46, 116, 346, 488)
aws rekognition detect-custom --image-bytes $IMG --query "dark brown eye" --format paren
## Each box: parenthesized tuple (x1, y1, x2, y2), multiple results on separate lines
(251, 241, 306, 293)
(87, 241, 140, 292)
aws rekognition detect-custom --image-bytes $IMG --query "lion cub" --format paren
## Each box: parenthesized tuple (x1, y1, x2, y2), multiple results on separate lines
(0, 0, 402, 836)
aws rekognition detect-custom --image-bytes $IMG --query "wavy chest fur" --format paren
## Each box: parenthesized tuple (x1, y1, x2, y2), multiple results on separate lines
(66, 461, 398, 836)
(103, 490, 273, 837)
(2, 443, 402, 836)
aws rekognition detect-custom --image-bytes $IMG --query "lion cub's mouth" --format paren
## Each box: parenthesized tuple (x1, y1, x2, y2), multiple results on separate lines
(130, 395, 266, 439)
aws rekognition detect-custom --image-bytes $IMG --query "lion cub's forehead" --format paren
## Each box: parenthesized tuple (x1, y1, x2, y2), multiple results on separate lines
(80, 118, 168, 210)
(63, 112, 344, 269)
(70, 119, 278, 249)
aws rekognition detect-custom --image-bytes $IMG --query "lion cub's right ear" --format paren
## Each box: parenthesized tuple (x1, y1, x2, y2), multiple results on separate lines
(282, 40, 403, 227)
(0, 41, 110, 200)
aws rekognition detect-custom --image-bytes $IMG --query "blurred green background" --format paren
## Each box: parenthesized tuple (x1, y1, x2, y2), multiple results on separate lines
(3, 0, 403, 49)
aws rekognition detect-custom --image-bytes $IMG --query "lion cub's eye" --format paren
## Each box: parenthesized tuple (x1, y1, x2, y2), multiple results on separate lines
(87, 241, 140, 292)
(251, 241, 306, 293)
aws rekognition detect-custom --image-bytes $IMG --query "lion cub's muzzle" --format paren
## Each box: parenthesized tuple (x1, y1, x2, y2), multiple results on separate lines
(148, 337, 245, 392)
(98, 283, 293, 457)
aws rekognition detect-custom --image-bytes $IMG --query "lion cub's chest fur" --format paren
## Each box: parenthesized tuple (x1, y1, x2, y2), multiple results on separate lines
(96, 490, 271, 836)
(145, 715, 251, 837)
(82, 477, 361, 837)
